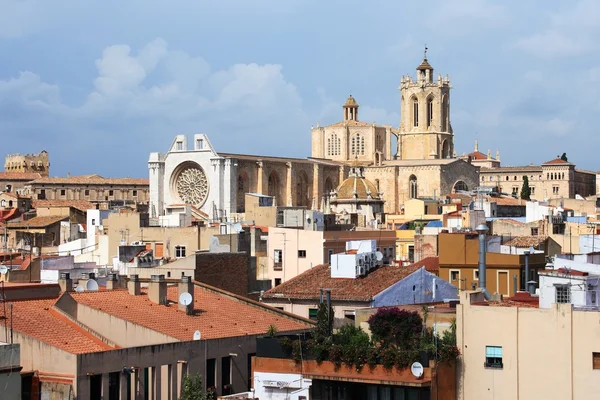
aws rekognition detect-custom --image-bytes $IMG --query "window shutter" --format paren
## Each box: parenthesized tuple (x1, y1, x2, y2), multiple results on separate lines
(593, 353, 600, 370)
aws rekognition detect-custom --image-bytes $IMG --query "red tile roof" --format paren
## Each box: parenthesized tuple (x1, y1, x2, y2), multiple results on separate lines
(0, 172, 42, 180)
(410, 257, 439, 272)
(30, 176, 148, 186)
(263, 263, 423, 302)
(543, 158, 571, 165)
(503, 235, 548, 248)
(7, 215, 68, 228)
(70, 284, 312, 341)
(32, 199, 95, 213)
(467, 151, 488, 160)
(0, 298, 115, 354)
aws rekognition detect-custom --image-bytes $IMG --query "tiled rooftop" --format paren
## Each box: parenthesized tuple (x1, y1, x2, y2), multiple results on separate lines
(33, 199, 95, 213)
(7, 215, 68, 228)
(263, 263, 422, 302)
(328, 120, 373, 127)
(0, 172, 42, 180)
(30, 176, 149, 185)
(1, 298, 115, 354)
(543, 158, 571, 165)
(467, 151, 488, 160)
(504, 235, 548, 248)
(70, 284, 312, 341)
(411, 257, 439, 272)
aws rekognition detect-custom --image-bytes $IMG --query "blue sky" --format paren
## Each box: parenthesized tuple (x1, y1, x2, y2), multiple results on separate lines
(1, 0, 599, 177)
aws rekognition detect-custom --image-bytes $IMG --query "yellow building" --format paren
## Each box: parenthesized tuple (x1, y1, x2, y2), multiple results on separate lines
(457, 290, 600, 399)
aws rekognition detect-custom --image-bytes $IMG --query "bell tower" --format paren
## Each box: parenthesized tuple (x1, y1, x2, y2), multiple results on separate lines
(343, 95, 359, 121)
(397, 49, 453, 160)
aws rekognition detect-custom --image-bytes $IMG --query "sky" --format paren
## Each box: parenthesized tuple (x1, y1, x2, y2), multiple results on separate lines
(1, 0, 599, 178)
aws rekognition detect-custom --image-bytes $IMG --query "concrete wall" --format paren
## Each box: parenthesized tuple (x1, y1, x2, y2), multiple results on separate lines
(457, 291, 600, 399)
(267, 228, 324, 285)
(0, 343, 21, 400)
(262, 298, 369, 321)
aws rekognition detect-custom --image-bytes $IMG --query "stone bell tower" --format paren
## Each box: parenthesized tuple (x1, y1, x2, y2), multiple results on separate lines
(397, 49, 453, 160)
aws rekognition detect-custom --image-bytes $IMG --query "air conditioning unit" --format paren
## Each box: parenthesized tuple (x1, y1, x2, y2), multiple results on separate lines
(356, 264, 366, 276)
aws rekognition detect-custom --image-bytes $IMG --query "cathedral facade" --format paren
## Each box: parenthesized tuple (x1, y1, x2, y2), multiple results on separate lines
(148, 55, 479, 220)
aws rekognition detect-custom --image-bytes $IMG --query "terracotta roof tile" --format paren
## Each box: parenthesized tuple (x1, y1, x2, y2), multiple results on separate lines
(410, 257, 439, 272)
(494, 218, 525, 226)
(503, 235, 548, 248)
(7, 215, 68, 228)
(0, 298, 115, 354)
(467, 151, 488, 160)
(263, 263, 422, 302)
(543, 158, 571, 165)
(32, 200, 95, 213)
(0, 172, 42, 180)
(485, 196, 526, 206)
(70, 284, 311, 341)
(30, 176, 148, 185)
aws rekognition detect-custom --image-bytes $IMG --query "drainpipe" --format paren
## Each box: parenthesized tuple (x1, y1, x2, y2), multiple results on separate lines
(476, 224, 491, 300)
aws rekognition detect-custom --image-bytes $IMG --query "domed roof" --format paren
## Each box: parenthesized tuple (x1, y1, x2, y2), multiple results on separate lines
(333, 165, 381, 201)
(344, 95, 359, 107)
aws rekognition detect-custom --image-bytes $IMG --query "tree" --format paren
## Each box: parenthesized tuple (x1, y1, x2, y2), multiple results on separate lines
(561, 153, 568, 162)
(179, 375, 215, 400)
(367, 308, 423, 350)
(520, 176, 531, 200)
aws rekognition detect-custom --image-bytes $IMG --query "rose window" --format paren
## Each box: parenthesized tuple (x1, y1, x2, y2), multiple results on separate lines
(175, 166, 209, 207)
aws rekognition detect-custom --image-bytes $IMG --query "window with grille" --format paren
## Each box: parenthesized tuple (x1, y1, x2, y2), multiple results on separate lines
(485, 346, 503, 369)
(175, 246, 186, 258)
(556, 285, 570, 304)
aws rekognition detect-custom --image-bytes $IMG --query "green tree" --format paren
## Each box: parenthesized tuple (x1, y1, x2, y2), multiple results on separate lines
(520, 176, 531, 200)
(561, 153, 568, 162)
(179, 375, 215, 400)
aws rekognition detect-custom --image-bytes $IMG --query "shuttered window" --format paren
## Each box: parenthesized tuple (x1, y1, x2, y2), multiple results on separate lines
(593, 352, 600, 370)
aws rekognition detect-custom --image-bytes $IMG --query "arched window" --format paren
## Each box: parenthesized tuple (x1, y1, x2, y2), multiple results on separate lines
(409, 175, 418, 199)
(412, 97, 419, 127)
(351, 137, 356, 155)
(427, 97, 434, 127)
(454, 181, 468, 192)
(8, 200, 12, 208)
(0, 200, 5, 207)
(441, 95, 448, 132)
(336, 136, 341, 155)
(327, 138, 332, 156)
(360, 135, 365, 155)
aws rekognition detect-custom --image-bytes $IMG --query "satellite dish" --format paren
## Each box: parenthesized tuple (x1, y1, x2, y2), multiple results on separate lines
(0, 266, 8, 275)
(75, 285, 84, 293)
(193, 330, 201, 340)
(85, 279, 99, 291)
(375, 252, 384, 261)
(411, 362, 424, 378)
(179, 292, 193, 306)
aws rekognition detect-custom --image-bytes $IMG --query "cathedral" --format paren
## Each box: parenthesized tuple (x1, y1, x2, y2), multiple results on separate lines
(148, 54, 479, 221)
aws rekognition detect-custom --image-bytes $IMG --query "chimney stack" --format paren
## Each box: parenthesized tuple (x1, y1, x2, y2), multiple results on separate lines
(58, 272, 73, 292)
(178, 276, 194, 315)
(476, 224, 492, 300)
(106, 273, 119, 290)
(79, 272, 96, 290)
(118, 274, 128, 289)
(148, 274, 167, 305)
(128, 274, 141, 296)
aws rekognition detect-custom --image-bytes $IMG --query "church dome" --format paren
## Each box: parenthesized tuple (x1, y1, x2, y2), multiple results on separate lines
(344, 95, 358, 107)
(333, 165, 381, 201)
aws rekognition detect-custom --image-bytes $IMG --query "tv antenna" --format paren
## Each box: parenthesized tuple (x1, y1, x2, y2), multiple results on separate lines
(85, 279, 99, 291)
(179, 292, 193, 306)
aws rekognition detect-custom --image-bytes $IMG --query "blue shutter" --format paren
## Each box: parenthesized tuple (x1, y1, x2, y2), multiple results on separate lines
(486, 346, 502, 358)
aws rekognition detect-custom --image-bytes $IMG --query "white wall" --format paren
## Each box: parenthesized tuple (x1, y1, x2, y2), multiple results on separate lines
(253, 372, 311, 400)
(58, 238, 87, 256)
(526, 202, 551, 223)
(538, 274, 592, 309)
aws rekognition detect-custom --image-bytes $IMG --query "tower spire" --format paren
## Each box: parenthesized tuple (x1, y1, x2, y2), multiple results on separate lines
(474, 139, 479, 152)
(424, 44, 428, 60)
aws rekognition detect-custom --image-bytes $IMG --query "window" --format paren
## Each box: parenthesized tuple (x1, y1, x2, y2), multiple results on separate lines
(409, 175, 418, 199)
(84, 189, 90, 196)
(167, 271, 171, 278)
(344, 310, 356, 322)
(555, 285, 570, 304)
(592, 291, 597, 304)
(593, 353, 600, 370)
(60, 189, 66, 196)
(196, 139, 203, 149)
(298, 250, 306, 258)
(351, 136, 356, 155)
(175, 245, 186, 258)
(553, 186, 559, 194)
(109, 190, 114, 196)
(474, 270, 479, 281)
(485, 346, 503, 369)
(328, 249, 334, 264)
(132, 190, 137, 197)
(309, 308, 318, 321)
(427, 97, 433, 127)
(274, 306, 284, 310)
(0, 200, 4, 207)
(530, 186, 535, 195)
(274, 249, 283, 270)
(450, 270, 460, 282)
(206, 359, 216, 391)
(221, 356, 232, 394)
(412, 98, 419, 127)
(91, 219, 96, 225)
(176, 141, 183, 151)
(531, 227, 539, 236)
(274, 278, 281, 287)
(408, 245, 414, 263)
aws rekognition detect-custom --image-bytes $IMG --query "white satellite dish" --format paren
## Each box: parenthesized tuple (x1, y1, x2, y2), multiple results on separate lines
(75, 285, 84, 293)
(375, 252, 384, 262)
(179, 292, 193, 306)
(0, 266, 8, 275)
(85, 279, 99, 291)
(411, 362, 424, 378)
(193, 330, 201, 340)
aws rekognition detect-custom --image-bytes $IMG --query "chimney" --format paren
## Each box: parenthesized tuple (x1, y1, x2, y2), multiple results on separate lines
(58, 272, 73, 292)
(128, 274, 141, 296)
(148, 274, 167, 305)
(106, 273, 119, 290)
(178, 276, 194, 315)
(476, 224, 492, 300)
(118, 274, 128, 289)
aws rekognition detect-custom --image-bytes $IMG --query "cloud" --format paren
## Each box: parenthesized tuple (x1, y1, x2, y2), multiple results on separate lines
(0, 38, 309, 175)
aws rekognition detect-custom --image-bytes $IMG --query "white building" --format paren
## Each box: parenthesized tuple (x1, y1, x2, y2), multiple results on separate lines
(252, 371, 311, 400)
(538, 269, 600, 309)
(149, 134, 235, 219)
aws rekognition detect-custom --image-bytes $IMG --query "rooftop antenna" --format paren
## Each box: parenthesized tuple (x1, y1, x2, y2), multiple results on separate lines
(85, 279, 99, 291)
(424, 44, 428, 60)
(179, 292, 193, 307)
